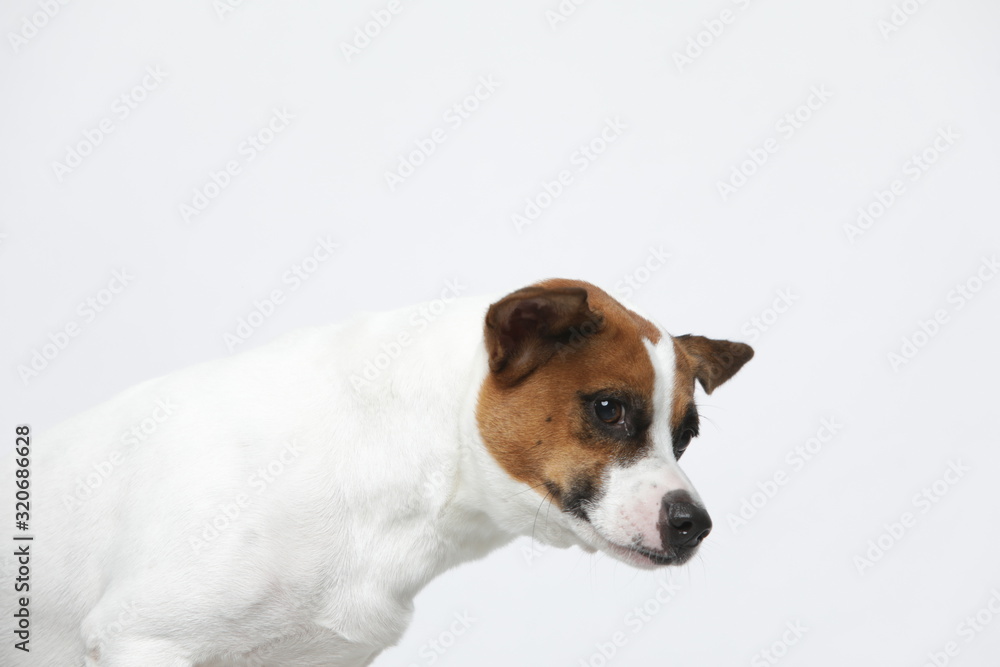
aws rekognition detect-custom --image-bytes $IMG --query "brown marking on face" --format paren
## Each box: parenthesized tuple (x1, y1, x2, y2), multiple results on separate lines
(537, 278, 662, 345)
(669, 339, 699, 432)
(476, 279, 663, 514)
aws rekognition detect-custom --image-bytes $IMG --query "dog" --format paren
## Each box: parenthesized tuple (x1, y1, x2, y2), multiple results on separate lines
(20, 278, 752, 666)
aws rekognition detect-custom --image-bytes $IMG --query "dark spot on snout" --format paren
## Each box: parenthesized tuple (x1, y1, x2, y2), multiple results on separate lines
(544, 480, 562, 503)
(561, 475, 601, 522)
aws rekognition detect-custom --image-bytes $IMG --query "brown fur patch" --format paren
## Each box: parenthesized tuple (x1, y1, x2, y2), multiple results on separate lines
(669, 339, 698, 430)
(536, 278, 662, 345)
(476, 279, 663, 511)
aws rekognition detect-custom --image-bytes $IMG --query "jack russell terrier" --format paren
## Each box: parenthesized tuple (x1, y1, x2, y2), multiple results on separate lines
(21, 278, 752, 666)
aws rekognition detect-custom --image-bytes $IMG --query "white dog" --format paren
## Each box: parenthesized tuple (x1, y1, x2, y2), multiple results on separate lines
(15, 279, 752, 666)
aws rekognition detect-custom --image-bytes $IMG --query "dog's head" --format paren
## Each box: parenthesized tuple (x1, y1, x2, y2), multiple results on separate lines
(475, 279, 753, 568)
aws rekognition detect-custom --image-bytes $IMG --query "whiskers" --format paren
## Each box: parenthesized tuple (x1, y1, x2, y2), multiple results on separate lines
(502, 480, 548, 501)
(530, 487, 555, 549)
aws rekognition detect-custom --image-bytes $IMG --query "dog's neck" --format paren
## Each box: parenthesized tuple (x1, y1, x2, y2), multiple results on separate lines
(314, 302, 577, 646)
(434, 345, 583, 571)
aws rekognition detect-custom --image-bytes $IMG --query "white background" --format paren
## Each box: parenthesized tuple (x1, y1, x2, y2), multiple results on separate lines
(2, 0, 999, 665)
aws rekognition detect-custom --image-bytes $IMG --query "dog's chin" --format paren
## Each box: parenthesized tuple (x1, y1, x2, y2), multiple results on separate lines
(570, 520, 696, 569)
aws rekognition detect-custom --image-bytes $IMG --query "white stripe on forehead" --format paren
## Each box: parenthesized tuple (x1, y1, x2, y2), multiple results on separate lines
(587, 335, 699, 551)
(644, 337, 679, 461)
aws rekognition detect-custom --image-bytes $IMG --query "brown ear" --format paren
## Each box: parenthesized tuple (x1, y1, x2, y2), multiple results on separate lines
(674, 334, 754, 394)
(484, 286, 604, 385)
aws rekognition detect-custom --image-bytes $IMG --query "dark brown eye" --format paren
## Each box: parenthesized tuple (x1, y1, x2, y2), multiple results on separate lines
(594, 399, 624, 424)
(674, 428, 696, 459)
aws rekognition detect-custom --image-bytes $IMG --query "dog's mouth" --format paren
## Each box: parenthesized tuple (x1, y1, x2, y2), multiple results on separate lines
(575, 522, 691, 568)
(608, 541, 693, 567)
(628, 545, 677, 566)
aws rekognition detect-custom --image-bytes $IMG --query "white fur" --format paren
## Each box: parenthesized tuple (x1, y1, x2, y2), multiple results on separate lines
(18, 293, 695, 666)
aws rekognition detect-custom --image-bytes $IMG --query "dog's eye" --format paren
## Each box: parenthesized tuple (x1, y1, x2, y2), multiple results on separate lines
(594, 399, 625, 424)
(674, 428, 696, 459)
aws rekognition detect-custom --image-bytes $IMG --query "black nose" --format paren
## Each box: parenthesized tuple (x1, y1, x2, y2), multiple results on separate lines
(660, 492, 712, 549)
